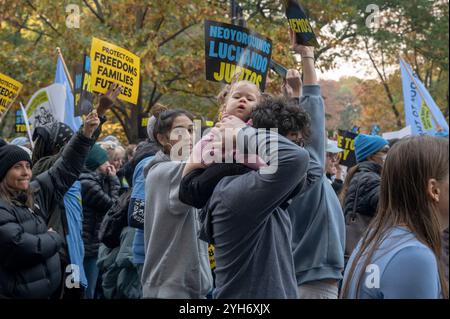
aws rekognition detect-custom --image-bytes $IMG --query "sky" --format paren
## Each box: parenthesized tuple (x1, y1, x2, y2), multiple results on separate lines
(316, 52, 380, 81)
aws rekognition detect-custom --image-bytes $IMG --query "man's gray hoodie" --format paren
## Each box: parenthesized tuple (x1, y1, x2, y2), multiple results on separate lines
(200, 127, 310, 299)
(288, 85, 346, 286)
(141, 151, 213, 299)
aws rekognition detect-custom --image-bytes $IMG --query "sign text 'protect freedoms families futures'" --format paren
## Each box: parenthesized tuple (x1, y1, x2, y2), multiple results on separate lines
(90, 37, 140, 104)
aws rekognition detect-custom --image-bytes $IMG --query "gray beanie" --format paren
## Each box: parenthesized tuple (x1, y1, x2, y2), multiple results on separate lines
(146, 115, 157, 142)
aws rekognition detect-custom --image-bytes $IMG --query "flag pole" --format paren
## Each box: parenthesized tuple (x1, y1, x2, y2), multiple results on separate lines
(399, 57, 442, 131)
(20, 102, 34, 150)
(56, 47, 74, 91)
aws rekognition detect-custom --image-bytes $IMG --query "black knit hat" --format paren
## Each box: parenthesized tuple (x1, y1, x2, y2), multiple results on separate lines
(0, 143, 32, 181)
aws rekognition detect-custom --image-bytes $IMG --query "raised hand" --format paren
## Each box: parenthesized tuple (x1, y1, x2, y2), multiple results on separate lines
(97, 83, 123, 117)
(106, 163, 117, 177)
(82, 110, 100, 138)
(289, 29, 315, 58)
(283, 69, 302, 98)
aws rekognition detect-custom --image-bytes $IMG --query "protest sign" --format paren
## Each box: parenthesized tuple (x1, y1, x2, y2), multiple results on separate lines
(138, 112, 150, 139)
(269, 60, 288, 78)
(382, 125, 412, 141)
(283, 0, 319, 47)
(25, 84, 66, 133)
(74, 54, 94, 116)
(73, 62, 83, 115)
(15, 109, 29, 133)
(337, 129, 357, 167)
(90, 37, 140, 104)
(0, 72, 23, 122)
(204, 20, 272, 91)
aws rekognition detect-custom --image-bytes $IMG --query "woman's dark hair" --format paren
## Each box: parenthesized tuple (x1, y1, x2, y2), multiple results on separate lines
(153, 109, 194, 150)
(339, 163, 360, 206)
(251, 96, 311, 140)
(341, 136, 449, 299)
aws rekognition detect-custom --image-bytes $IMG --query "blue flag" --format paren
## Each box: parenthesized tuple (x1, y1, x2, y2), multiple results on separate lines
(55, 56, 82, 131)
(400, 58, 448, 136)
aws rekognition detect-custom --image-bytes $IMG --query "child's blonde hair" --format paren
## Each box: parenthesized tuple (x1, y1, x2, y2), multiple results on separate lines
(216, 79, 261, 121)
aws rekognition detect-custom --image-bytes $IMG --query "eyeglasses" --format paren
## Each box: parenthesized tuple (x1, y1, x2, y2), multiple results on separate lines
(327, 153, 338, 161)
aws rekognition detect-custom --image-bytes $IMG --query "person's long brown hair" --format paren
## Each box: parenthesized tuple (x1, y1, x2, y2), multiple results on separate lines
(341, 136, 449, 299)
(339, 163, 360, 206)
(0, 179, 34, 209)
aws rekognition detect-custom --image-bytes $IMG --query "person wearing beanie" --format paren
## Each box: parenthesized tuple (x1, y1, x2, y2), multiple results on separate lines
(354, 134, 389, 164)
(0, 111, 99, 298)
(340, 133, 390, 260)
(0, 144, 33, 182)
(79, 143, 120, 299)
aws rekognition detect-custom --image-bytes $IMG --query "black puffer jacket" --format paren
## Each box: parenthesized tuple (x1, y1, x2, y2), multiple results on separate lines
(0, 131, 94, 298)
(342, 161, 382, 218)
(80, 171, 120, 258)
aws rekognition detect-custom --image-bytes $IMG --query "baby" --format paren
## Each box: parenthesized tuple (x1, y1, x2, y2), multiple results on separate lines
(193, 80, 264, 167)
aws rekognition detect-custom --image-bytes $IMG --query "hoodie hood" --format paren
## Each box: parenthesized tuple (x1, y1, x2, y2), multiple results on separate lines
(144, 150, 171, 177)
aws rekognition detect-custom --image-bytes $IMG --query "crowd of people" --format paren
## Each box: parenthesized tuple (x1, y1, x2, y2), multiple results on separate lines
(0, 31, 448, 299)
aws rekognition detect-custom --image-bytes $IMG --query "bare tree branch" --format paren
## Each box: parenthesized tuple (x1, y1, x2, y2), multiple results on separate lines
(25, 0, 62, 36)
(4, 17, 53, 38)
(135, 4, 149, 31)
(364, 38, 402, 128)
(93, 0, 104, 19)
(110, 107, 131, 142)
(83, 0, 105, 23)
(158, 22, 198, 48)
(146, 81, 159, 112)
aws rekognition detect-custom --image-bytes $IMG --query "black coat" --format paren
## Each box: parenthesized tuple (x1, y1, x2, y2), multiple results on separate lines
(80, 171, 120, 257)
(342, 161, 382, 218)
(0, 132, 94, 298)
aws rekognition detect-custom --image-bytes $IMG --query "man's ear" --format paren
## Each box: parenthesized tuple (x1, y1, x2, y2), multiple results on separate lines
(427, 178, 440, 203)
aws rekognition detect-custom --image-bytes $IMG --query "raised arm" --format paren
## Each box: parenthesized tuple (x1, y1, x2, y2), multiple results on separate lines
(32, 112, 99, 221)
(285, 31, 326, 189)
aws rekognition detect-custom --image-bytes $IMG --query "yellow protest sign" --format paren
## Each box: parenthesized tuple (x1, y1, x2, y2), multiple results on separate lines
(90, 37, 140, 104)
(0, 72, 23, 121)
